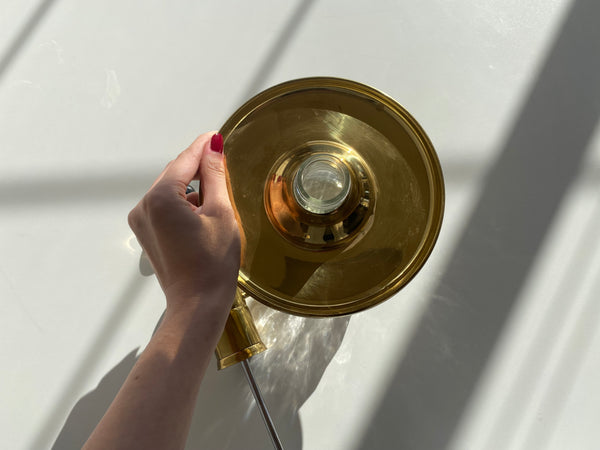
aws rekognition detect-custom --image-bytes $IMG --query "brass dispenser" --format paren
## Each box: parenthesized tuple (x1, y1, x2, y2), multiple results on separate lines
(214, 77, 444, 369)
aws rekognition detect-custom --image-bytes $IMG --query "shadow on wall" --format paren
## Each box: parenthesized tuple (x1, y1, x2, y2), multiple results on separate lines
(358, 0, 600, 449)
(187, 301, 350, 450)
(53, 300, 350, 450)
(52, 349, 140, 450)
(31, 0, 329, 447)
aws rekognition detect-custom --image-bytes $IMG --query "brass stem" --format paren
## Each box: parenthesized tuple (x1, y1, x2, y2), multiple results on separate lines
(242, 359, 284, 450)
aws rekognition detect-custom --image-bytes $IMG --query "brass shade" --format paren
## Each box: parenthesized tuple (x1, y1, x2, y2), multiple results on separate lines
(220, 77, 444, 317)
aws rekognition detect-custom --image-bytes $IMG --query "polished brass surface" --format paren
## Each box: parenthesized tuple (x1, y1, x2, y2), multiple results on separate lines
(220, 77, 445, 317)
(215, 288, 267, 370)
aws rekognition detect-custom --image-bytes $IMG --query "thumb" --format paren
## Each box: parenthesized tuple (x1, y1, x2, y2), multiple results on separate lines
(199, 133, 231, 215)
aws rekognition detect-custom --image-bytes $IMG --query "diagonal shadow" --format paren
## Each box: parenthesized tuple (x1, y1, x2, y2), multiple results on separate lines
(28, 272, 146, 449)
(358, 0, 600, 448)
(519, 195, 600, 450)
(51, 349, 140, 450)
(236, 0, 317, 104)
(0, 170, 156, 208)
(0, 0, 59, 81)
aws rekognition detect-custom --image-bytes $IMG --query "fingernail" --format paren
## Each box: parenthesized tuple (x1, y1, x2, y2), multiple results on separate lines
(210, 133, 224, 153)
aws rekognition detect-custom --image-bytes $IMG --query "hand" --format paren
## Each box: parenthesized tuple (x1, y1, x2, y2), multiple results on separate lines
(85, 134, 241, 450)
(128, 132, 241, 312)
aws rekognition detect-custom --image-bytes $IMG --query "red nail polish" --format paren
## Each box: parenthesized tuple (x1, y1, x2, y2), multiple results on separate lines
(210, 133, 224, 153)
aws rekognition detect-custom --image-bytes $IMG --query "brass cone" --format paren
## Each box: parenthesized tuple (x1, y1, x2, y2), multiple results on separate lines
(215, 77, 444, 368)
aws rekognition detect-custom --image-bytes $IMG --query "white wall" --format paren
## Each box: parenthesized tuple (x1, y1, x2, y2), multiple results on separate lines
(2, 1, 599, 449)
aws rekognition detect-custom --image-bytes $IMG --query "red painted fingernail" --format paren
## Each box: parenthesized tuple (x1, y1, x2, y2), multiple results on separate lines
(210, 133, 224, 153)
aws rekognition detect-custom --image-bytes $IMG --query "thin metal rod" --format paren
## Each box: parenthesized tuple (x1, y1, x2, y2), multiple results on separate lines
(241, 358, 284, 450)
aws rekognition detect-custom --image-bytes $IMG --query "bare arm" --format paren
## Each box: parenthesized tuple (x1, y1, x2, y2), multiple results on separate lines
(84, 132, 240, 450)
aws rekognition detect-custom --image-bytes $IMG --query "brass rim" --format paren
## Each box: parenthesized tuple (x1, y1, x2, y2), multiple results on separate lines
(220, 77, 444, 317)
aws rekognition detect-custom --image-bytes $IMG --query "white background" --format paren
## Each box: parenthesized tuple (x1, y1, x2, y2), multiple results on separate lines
(1, 1, 599, 449)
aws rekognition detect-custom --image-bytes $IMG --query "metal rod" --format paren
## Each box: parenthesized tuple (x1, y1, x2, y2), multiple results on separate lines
(241, 358, 284, 450)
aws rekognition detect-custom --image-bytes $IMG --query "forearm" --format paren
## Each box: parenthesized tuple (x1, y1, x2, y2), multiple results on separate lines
(84, 296, 232, 450)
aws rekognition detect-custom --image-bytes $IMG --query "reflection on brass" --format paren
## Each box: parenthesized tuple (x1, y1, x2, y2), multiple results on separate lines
(264, 140, 374, 249)
(215, 288, 266, 370)
(219, 77, 445, 317)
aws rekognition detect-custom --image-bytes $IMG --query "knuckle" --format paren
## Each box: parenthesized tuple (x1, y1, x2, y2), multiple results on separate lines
(127, 207, 140, 231)
(205, 156, 226, 177)
(223, 211, 241, 237)
(145, 187, 170, 210)
(211, 197, 234, 218)
(143, 185, 180, 224)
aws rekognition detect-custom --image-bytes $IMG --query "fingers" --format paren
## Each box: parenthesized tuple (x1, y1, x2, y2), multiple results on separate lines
(199, 134, 232, 216)
(142, 131, 231, 216)
(158, 132, 215, 188)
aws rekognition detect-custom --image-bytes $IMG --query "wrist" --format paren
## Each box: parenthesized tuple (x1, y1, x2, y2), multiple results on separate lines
(163, 273, 238, 305)
(157, 300, 230, 352)
(164, 286, 235, 326)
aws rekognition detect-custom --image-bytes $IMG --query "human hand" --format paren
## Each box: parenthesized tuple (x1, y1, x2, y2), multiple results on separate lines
(128, 132, 241, 313)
